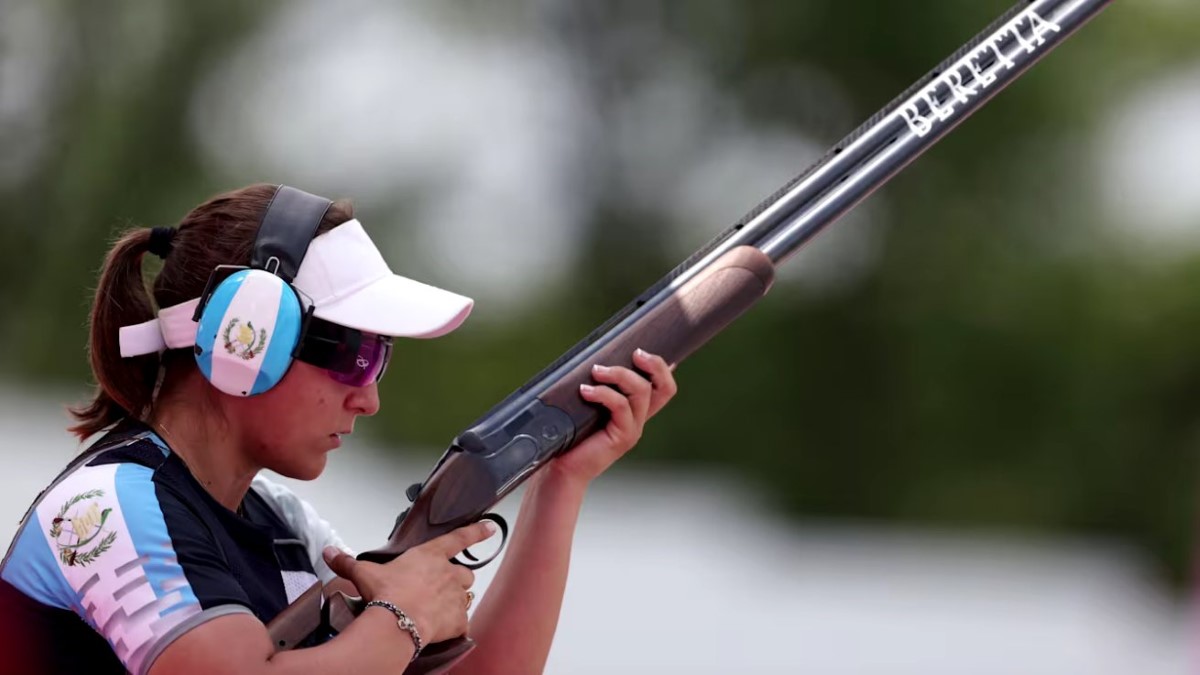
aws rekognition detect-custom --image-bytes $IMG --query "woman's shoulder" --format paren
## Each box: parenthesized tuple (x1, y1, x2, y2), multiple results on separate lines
(0, 424, 215, 669)
(3, 425, 180, 587)
(35, 423, 176, 526)
(0, 426, 257, 675)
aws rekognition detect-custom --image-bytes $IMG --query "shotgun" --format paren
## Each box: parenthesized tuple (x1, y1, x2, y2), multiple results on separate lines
(269, 0, 1114, 669)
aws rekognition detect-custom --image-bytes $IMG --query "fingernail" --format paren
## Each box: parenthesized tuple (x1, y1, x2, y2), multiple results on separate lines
(634, 348, 648, 359)
(580, 384, 595, 395)
(322, 546, 339, 563)
(483, 522, 498, 536)
(592, 364, 609, 374)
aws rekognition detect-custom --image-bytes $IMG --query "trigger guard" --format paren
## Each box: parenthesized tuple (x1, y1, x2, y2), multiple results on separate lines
(451, 513, 509, 570)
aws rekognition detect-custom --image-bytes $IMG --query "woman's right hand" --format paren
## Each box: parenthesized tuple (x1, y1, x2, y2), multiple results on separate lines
(322, 521, 496, 645)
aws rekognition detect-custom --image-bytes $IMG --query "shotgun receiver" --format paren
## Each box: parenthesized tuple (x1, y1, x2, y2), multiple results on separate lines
(269, 0, 1113, 667)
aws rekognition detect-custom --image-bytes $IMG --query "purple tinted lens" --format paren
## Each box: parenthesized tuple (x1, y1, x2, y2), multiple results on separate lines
(328, 336, 391, 387)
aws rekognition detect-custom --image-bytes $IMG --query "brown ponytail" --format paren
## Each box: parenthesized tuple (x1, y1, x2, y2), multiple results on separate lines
(68, 184, 354, 440)
(68, 229, 161, 439)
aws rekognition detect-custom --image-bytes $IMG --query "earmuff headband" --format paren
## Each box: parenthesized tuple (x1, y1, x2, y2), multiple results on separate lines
(251, 186, 333, 283)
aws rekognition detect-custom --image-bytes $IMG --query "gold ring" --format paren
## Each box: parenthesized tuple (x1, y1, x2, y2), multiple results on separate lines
(465, 590, 475, 610)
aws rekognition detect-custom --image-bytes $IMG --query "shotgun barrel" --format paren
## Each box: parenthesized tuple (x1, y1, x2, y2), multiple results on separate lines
(359, 0, 1114, 563)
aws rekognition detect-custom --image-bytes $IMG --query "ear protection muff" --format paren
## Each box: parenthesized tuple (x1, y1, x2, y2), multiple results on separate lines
(190, 186, 333, 397)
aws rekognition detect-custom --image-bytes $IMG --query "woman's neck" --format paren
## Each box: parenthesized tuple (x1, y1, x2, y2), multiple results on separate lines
(148, 379, 259, 513)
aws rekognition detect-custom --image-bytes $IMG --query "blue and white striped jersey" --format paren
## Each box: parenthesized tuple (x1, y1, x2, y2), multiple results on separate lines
(0, 420, 348, 674)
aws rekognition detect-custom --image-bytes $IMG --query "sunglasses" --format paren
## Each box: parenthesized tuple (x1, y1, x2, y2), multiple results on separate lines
(295, 316, 393, 387)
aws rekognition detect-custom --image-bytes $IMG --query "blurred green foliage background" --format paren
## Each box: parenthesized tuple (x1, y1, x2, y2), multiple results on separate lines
(2, 0, 1197, 587)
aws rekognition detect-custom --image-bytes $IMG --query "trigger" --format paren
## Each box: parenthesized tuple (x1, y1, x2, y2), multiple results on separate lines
(451, 513, 509, 570)
(405, 482, 422, 502)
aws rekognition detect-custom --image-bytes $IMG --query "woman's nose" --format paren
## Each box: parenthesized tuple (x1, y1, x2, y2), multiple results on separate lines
(347, 381, 381, 416)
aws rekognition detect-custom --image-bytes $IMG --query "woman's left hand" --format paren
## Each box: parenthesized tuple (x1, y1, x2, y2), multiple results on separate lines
(550, 348, 678, 485)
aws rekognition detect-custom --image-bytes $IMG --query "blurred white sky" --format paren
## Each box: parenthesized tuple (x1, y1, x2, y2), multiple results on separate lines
(1096, 60, 1200, 252)
(0, 389, 1191, 674)
(189, 0, 595, 315)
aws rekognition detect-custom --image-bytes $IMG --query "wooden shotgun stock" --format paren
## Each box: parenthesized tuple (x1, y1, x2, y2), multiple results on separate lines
(267, 0, 1112, 662)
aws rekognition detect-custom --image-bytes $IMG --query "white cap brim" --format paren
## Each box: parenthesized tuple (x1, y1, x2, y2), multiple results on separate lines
(311, 273, 473, 338)
(293, 219, 474, 339)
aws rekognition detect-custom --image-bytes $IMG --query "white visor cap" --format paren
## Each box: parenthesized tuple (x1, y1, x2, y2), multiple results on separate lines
(293, 219, 473, 338)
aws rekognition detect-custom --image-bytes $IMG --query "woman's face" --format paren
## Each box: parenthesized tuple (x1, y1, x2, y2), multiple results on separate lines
(232, 360, 381, 480)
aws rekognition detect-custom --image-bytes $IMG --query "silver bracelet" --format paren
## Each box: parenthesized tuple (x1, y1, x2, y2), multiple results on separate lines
(364, 599, 424, 661)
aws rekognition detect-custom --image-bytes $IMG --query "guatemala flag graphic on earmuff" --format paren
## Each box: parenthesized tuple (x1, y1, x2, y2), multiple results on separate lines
(190, 186, 333, 397)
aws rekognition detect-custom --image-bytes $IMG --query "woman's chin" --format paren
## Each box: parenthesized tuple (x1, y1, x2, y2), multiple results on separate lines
(273, 454, 328, 482)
